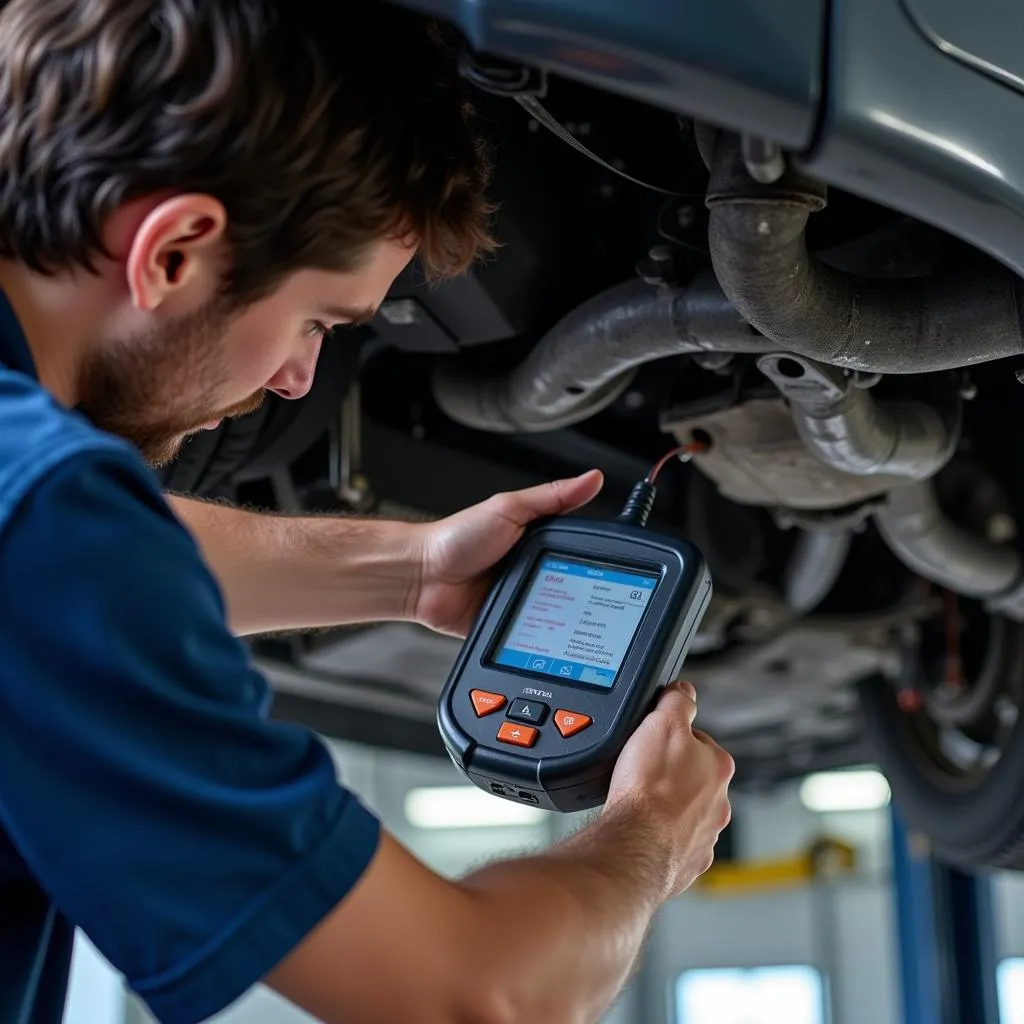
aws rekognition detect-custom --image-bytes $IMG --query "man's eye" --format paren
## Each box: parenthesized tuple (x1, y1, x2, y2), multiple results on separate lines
(306, 320, 331, 338)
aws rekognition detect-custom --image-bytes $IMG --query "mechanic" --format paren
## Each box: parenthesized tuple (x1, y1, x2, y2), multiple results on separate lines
(0, 2, 734, 1023)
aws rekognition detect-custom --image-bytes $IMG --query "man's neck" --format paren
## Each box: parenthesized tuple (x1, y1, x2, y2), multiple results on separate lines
(0, 261, 107, 406)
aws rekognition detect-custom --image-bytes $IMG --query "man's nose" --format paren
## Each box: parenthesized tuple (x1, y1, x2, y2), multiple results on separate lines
(266, 338, 321, 400)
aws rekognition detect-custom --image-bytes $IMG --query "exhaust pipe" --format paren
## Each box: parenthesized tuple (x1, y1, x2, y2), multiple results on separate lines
(706, 135, 1024, 375)
(875, 481, 1021, 598)
(757, 353, 960, 482)
(431, 271, 777, 433)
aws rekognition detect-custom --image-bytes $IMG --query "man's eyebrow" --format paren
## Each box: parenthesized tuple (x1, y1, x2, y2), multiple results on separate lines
(320, 304, 379, 326)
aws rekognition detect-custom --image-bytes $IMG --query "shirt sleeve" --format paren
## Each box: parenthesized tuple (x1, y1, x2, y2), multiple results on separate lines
(0, 449, 381, 1024)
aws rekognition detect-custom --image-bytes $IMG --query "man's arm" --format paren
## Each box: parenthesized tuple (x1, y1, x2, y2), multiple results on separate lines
(168, 471, 603, 637)
(168, 496, 421, 635)
(267, 683, 734, 1024)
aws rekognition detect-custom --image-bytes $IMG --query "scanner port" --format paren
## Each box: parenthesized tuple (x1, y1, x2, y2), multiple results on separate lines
(517, 791, 540, 804)
(490, 783, 509, 796)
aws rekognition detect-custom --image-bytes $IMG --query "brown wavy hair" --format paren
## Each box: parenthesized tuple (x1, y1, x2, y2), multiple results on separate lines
(0, 0, 495, 298)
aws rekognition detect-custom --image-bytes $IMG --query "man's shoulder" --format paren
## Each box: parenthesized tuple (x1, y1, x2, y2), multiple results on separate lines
(0, 366, 144, 529)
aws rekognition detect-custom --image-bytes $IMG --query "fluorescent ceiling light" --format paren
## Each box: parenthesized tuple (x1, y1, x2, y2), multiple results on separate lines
(404, 785, 549, 829)
(799, 770, 891, 813)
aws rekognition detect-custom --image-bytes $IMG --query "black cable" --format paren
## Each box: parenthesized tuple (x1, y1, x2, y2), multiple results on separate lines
(515, 94, 682, 196)
(618, 442, 707, 527)
(617, 480, 657, 528)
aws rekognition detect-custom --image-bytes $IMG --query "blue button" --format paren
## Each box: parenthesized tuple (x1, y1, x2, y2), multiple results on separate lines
(529, 657, 549, 672)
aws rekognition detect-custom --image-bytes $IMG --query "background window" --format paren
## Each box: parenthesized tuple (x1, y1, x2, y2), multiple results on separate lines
(998, 958, 1024, 1024)
(675, 965, 827, 1024)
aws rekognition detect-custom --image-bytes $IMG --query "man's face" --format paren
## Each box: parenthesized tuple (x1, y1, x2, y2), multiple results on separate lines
(77, 237, 415, 466)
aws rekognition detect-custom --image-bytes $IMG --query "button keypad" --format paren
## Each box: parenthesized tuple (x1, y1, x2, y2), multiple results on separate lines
(507, 698, 548, 725)
(554, 710, 592, 738)
(470, 689, 506, 717)
(497, 721, 539, 748)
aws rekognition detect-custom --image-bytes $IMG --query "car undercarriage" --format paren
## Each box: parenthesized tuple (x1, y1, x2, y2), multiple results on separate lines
(163, 0, 1024, 870)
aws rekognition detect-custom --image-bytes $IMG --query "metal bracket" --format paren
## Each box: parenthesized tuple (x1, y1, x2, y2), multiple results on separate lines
(331, 382, 374, 511)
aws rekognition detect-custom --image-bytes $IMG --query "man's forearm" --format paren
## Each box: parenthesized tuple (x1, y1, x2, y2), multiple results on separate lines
(458, 804, 671, 1022)
(267, 810, 672, 1024)
(168, 496, 422, 635)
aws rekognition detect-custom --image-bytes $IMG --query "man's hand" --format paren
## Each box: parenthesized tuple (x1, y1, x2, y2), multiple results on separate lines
(604, 680, 735, 897)
(267, 681, 734, 1024)
(411, 469, 604, 636)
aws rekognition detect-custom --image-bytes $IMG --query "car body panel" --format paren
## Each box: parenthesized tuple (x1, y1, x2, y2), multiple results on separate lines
(804, 0, 1024, 279)
(902, 0, 1024, 97)
(395, 0, 825, 149)
(396, 0, 1024, 280)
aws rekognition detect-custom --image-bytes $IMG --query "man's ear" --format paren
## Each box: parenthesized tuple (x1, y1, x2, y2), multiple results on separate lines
(125, 194, 228, 312)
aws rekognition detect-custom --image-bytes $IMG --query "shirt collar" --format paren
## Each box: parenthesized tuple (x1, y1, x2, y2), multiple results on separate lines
(0, 290, 37, 379)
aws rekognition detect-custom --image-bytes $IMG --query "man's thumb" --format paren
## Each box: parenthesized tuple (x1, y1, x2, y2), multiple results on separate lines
(500, 470, 604, 525)
(670, 680, 697, 702)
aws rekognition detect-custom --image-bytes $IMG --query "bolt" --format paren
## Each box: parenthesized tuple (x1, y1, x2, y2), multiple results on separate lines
(852, 371, 883, 389)
(636, 244, 677, 286)
(379, 299, 419, 326)
(693, 351, 733, 373)
(742, 135, 786, 184)
(622, 390, 645, 410)
(340, 473, 373, 510)
(676, 205, 696, 228)
(996, 696, 1018, 725)
(987, 513, 1017, 544)
(960, 376, 978, 400)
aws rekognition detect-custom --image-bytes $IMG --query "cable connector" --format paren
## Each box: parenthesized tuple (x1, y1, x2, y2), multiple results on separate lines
(617, 441, 707, 528)
(617, 480, 657, 528)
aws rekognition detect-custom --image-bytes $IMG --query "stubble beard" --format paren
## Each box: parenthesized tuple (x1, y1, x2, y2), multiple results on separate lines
(76, 295, 265, 467)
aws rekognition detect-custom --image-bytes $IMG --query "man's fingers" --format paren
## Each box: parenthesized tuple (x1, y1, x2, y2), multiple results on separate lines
(656, 681, 698, 728)
(495, 470, 604, 526)
(670, 680, 697, 702)
(693, 729, 736, 781)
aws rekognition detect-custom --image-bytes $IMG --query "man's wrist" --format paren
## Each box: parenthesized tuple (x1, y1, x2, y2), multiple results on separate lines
(594, 796, 678, 905)
(296, 513, 426, 627)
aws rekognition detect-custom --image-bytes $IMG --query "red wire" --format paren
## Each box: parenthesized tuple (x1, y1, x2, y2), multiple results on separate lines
(646, 441, 708, 484)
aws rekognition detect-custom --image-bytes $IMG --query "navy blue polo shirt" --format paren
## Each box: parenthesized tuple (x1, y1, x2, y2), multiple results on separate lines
(0, 294, 381, 1023)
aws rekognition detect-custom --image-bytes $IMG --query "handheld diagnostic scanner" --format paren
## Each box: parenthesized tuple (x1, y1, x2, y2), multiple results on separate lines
(437, 446, 712, 813)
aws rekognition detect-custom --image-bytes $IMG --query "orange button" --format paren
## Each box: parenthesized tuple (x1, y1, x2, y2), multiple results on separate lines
(497, 721, 538, 748)
(554, 710, 592, 738)
(470, 690, 507, 717)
